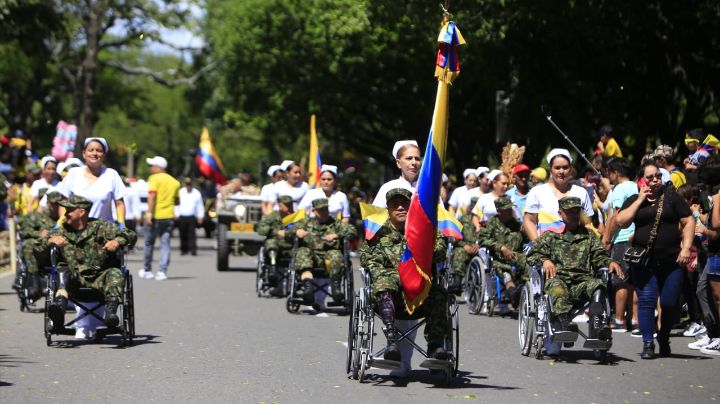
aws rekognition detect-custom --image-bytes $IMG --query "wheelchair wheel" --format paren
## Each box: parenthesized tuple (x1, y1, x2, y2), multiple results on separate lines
(448, 295, 460, 380)
(255, 247, 264, 296)
(342, 261, 354, 314)
(464, 257, 485, 315)
(43, 290, 52, 346)
(122, 274, 135, 346)
(346, 292, 360, 378)
(286, 270, 300, 313)
(518, 285, 534, 356)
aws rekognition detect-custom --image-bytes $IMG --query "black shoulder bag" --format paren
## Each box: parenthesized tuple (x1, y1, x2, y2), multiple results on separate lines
(623, 191, 665, 267)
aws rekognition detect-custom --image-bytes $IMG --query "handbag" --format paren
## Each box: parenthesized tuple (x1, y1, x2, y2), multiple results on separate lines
(624, 191, 665, 266)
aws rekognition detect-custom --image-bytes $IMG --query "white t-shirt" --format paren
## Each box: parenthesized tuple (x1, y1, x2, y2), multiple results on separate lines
(472, 193, 501, 223)
(372, 177, 416, 208)
(448, 185, 468, 208)
(123, 185, 143, 221)
(176, 187, 205, 218)
(298, 188, 351, 219)
(260, 183, 277, 202)
(29, 177, 59, 198)
(524, 183, 594, 235)
(461, 186, 485, 210)
(56, 166, 126, 221)
(272, 180, 309, 210)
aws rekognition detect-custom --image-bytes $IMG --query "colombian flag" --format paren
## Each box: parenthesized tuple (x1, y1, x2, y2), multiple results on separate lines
(196, 128, 227, 185)
(308, 115, 322, 188)
(360, 202, 389, 240)
(282, 209, 306, 228)
(438, 204, 463, 240)
(398, 19, 464, 314)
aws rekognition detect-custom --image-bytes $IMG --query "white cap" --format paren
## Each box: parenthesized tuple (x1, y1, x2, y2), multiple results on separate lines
(146, 156, 168, 169)
(475, 166, 490, 177)
(40, 155, 57, 168)
(56, 162, 67, 174)
(266, 165, 281, 177)
(65, 157, 84, 168)
(279, 160, 295, 171)
(442, 173, 449, 183)
(546, 148, 573, 165)
(658, 168, 671, 185)
(392, 140, 419, 158)
(487, 169, 503, 182)
(320, 164, 338, 176)
(462, 168, 476, 179)
(83, 137, 109, 152)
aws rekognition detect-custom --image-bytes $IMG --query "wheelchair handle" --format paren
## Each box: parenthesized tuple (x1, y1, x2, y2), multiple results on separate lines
(598, 267, 610, 284)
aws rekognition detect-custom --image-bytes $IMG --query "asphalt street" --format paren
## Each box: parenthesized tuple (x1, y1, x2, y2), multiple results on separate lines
(1, 234, 718, 403)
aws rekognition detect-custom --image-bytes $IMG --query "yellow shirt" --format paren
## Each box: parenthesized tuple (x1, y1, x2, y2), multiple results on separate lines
(147, 172, 180, 220)
(602, 137, 623, 158)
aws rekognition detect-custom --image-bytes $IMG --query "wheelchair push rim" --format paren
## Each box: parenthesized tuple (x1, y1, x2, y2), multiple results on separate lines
(518, 285, 534, 356)
(464, 257, 485, 315)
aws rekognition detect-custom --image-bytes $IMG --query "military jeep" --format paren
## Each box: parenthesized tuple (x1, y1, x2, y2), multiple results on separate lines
(215, 194, 265, 271)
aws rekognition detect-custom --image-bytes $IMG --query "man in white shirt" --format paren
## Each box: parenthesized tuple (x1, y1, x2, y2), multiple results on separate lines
(175, 177, 205, 256)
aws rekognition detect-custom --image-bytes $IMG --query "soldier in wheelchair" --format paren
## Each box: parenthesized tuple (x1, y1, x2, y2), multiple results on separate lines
(448, 196, 480, 294)
(38, 196, 137, 335)
(361, 188, 452, 363)
(255, 195, 297, 296)
(477, 196, 529, 310)
(524, 196, 623, 358)
(293, 197, 356, 305)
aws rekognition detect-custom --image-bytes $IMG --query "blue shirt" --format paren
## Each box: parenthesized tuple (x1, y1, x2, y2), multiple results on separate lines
(610, 180, 638, 243)
(506, 186, 528, 219)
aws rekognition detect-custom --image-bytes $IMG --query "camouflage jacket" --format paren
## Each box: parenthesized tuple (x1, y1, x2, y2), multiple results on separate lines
(453, 211, 480, 247)
(35, 219, 137, 273)
(255, 211, 295, 249)
(360, 220, 447, 276)
(293, 216, 356, 251)
(477, 216, 526, 255)
(526, 227, 611, 283)
(18, 211, 56, 240)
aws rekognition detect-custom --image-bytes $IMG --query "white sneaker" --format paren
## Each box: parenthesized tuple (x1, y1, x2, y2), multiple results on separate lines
(700, 338, 720, 356)
(74, 328, 87, 339)
(688, 334, 711, 350)
(138, 269, 154, 279)
(683, 322, 707, 337)
(154, 272, 168, 281)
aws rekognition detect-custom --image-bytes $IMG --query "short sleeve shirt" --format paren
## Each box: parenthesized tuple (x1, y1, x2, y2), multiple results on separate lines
(603, 138, 623, 158)
(148, 172, 181, 220)
(524, 183, 594, 234)
(272, 181, 309, 210)
(56, 166, 126, 221)
(29, 178, 59, 198)
(372, 177, 415, 208)
(609, 180, 638, 243)
(472, 193, 499, 223)
(298, 188, 351, 219)
(448, 185, 468, 209)
(260, 183, 276, 202)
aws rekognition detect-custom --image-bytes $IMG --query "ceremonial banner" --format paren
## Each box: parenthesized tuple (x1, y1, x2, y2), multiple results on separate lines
(398, 19, 465, 314)
(308, 115, 322, 188)
(196, 128, 228, 185)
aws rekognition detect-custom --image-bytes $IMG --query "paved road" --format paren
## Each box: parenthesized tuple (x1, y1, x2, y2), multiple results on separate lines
(1, 234, 718, 403)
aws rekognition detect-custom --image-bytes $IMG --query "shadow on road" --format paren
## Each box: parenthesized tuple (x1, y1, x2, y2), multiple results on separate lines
(165, 276, 197, 280)
(101, 334, 162, 349)
(363, 370, 520, 390)
(0, 380, 13, 387)
(0, 354, 35, 368)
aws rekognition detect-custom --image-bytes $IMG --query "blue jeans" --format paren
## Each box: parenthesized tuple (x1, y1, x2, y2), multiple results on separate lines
(144, 219, 174, 273)
(631, 262, 683, 342)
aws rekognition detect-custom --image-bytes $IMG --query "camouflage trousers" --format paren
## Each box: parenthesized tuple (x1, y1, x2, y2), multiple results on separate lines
(294, 247, 344, 278)
(545, 276, 603, 315)
(23, 239, 51, 274)
(264, 238, 294, 261)
(493, 256, 528, 283)
(450, 247, 473, 278)
(64, 268, 125, 300)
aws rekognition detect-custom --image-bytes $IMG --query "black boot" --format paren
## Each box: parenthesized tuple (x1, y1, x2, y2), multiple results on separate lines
(331, 277, 344, 302)
(657, 335, 671, 357)
(383, 326, 402, 361)
(555, 313, 578, 333)
(104, 299, 120, 328)
(428, 343, 451, 360)
(300, 279, 315, 305)
(641, 341, 656, 359)
(48, 295, 67, 331)
(12, 274, 22, 291)
(377, 291, 401, 361)
(26, 273, 42, 300)
(447, 275, 463, 295)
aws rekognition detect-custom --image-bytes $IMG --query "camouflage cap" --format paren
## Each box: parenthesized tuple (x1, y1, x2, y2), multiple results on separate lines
(386, 188, 412, 202)
(277, 195, 293, 206)
(311, 197, 329, 209)
(58, 195, 93, 210)
(558, 196, 582, 210)
(46, 191, 64, 204)
(25, 163, 41, 174)
(494, 196, 513, 211)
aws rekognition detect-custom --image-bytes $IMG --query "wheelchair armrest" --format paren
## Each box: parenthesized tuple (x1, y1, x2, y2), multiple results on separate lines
(598, 267, 610, 284)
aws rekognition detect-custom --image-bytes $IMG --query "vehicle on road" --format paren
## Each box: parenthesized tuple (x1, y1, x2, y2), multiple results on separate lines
(215, 194, 264, 271)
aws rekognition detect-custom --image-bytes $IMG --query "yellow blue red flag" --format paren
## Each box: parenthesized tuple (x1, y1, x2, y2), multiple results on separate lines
(360, 202, 389, 240)
(196, 127, 227, 185)
(282, 209, 306, 227)
(437, 203, 463, 239)
(398, 18, 465, 314)
(308, 114, 322, 188)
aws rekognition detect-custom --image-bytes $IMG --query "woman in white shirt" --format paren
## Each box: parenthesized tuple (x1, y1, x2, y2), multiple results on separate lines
(28, 156, 59, 211)
(523, 148, 594, 240)
(272, 160, 309, 210)
(372, 140, 421, 208)
(472, 169, 509, 227)
(448, 168, 478, 217)
(260, 164, 284, 215)
(55, 137, 126, 223)
(297, 164, 350, 222)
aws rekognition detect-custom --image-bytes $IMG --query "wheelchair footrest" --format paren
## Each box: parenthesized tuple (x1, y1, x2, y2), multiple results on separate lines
(583, 339, 612, 350)
(325, 301, 346, 307)
(551, 331, 579, 343)
(370, 359, 402, 370)
(419, 359, 454, 371)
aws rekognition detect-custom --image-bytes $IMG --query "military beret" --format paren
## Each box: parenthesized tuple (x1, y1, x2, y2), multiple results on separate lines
(46, 191, 65, 204)
(59, 195, 93, 210)
(311, 198, 329, 209)
(558, 196, 582, 210)
(386, 188, 412, 202)
(277, 195, 293, 206)
(25, 163, 41, 175)
(494, 196, 513, 211)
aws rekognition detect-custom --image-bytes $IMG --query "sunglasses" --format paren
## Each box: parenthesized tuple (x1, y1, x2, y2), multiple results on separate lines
(644, 173, 662, 181)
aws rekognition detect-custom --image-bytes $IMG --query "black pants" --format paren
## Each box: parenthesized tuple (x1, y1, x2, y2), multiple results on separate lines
(177, 216, 197, 254)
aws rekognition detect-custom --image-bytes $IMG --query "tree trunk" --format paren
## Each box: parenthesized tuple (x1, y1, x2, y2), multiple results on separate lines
(76, 0, 104, 155)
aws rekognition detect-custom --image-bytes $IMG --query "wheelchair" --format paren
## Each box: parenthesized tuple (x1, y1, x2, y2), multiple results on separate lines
(463, 247, 523, 316)
(13, 239, 48, 312)
(44, 246, 135, 347)
(346, 263, 459, 385)
(285, 239, 353, 314)
(517, 266, 612, 363)
(256, 238, 298, 298)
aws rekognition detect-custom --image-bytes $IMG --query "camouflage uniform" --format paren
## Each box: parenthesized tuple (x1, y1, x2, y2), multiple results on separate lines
(293, 215, 356, 278)
(477, 215, 528, 282)
(18, 211, 55, 274)
(36, 216, 137, 301)
(526, 198, 610, 315)
(360, 219, 450, 345)
(255, 211, 295, 259)
(450, 210, 480, 278)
